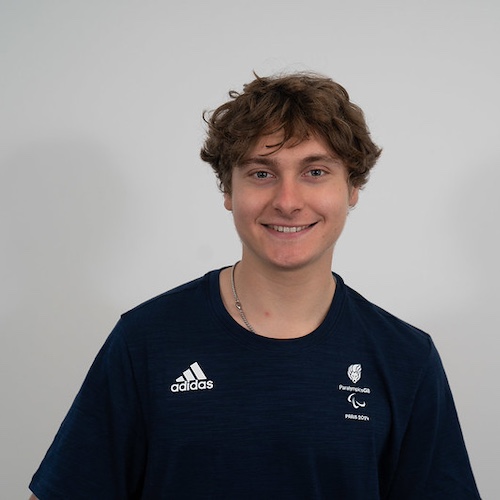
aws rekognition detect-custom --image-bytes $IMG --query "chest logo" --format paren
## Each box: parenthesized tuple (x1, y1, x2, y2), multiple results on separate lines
(170, 362, 214, 393)
(340, 364, 371, 421)
(347, 363, 362, 384)
(348, 392, 366, 409)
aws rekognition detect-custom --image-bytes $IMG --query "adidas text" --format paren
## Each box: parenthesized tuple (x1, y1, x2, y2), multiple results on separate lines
(170, 379, 214, 392)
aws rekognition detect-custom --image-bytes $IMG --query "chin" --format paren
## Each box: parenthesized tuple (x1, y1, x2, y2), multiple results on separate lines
(266, 253, 329, 272)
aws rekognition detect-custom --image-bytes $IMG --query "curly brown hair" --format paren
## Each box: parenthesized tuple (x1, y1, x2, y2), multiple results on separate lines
(200, 72, 382, 194)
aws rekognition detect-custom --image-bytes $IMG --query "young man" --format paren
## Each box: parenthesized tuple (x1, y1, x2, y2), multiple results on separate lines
(29, 72, 481, 499)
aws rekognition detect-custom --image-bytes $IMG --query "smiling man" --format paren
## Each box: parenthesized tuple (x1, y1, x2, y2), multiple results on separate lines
(220, 132, 358, 339)
(29, 72, 480, 499)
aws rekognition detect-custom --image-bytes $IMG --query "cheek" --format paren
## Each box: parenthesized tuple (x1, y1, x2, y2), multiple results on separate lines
(229, 191, 261, 218)
(230, 200, 253, 225)
(319, 192, 351, 217)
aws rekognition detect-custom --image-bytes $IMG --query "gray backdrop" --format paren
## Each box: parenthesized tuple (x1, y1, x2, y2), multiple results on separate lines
(1, 1, 498, 498)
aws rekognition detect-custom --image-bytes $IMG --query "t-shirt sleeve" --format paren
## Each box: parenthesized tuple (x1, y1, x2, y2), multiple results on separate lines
(29, 321, 147, 500)
(387, 343, 481, 499)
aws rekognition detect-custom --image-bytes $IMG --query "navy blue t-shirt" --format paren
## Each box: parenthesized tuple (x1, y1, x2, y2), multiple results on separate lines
(30, 270, 480, 499)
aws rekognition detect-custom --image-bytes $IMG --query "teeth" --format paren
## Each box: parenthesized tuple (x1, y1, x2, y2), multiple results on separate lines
(269, 225, 309, 233)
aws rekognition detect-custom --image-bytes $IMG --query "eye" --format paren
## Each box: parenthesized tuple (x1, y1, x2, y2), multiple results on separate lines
(253, 171, 272, 179)
(306, 168, 326, 177)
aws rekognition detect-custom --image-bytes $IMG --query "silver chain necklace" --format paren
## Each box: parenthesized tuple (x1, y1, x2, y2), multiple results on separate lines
(230, 261, 257, 334)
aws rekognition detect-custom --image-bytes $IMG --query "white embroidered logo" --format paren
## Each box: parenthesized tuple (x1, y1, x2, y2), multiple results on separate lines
(347, 363, 362, 384)
(170, 362, 214, 393)
(348, 393, 366, 409)
(341, 363, 370, 421)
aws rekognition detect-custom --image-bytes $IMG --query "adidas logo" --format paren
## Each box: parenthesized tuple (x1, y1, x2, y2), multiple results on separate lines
(170, 362, 214, 393)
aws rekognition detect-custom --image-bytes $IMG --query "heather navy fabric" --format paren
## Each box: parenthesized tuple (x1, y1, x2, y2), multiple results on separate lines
(30, 270, 480, 499)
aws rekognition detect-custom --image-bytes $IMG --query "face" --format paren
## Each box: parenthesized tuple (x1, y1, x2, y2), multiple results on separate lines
(224, 132, 359, 272)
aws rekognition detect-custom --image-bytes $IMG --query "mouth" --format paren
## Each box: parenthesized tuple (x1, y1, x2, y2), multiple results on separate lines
(265, 223, 315, 233)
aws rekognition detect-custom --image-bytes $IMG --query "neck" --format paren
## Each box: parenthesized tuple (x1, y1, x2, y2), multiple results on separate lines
(221, 258, 336, 339)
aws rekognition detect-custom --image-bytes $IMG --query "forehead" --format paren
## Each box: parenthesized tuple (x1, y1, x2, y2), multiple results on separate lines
(243, 131, 339, 163)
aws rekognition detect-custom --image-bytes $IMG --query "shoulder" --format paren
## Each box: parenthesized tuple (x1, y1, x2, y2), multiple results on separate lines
(105, 269, 221, 349)
(336, 275, 434, 364)
(123, 269, 219, 321)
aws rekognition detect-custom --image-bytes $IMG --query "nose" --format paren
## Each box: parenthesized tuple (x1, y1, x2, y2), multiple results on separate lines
(272, 178, 304, 215)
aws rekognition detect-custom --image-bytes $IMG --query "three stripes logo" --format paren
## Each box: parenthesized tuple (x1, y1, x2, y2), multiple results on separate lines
(170, 362, 214, 393)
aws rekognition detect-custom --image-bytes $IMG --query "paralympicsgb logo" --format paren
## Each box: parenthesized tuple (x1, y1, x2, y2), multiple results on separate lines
(347, 363, 362, 384)
(341, 364, 370, 421)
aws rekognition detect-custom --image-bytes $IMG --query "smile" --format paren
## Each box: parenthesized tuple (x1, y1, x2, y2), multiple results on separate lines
(267, 224, 311, 233)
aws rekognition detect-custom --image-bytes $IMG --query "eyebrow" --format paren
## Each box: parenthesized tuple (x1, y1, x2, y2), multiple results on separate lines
(239, 154, 342, 168)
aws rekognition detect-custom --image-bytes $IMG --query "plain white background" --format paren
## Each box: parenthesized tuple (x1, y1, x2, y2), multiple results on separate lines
(1, 1, 498, 498)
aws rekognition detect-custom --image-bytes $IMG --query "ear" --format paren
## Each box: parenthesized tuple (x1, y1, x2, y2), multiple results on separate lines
(348, 186, 359, 208)
(223, 192, 233, 211)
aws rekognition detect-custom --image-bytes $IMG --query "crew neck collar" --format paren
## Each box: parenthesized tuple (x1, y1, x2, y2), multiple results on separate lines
(207, 268, 345, 353)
